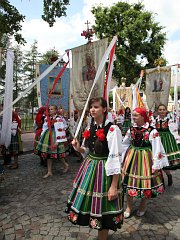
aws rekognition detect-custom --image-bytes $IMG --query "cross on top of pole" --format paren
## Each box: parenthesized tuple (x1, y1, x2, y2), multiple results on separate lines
(81, 20, 95, 43)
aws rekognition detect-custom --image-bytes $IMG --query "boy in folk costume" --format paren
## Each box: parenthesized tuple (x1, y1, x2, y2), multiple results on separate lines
(36, 105, 69, 178)
(122, 107, 169, 218)
(65, 97, 124, 240)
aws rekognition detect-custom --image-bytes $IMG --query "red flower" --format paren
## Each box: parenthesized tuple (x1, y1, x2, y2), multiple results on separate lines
(58, 128, 63, 131)
(143, 132, 149, 140)
(57, 136, 61, 139)
(155, 132, 159, 137)
(144, 190, 152, 198)
(82, 129, 91, 139)
(109, 127, 114, 132)
(96, 129, 106, 141)
(128, 189, 138, 197)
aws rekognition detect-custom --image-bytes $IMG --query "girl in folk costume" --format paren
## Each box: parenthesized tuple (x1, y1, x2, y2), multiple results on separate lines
(154, 104, 180, 186)
(6, 111, 23, 169)
(34, 106, 46, 166)
(122, 107, 169, 218)
(116, 109, 124, 130)
(121, 107, 131, 136)
(36, 105, 69, 178)
(65, 97, 124, 240)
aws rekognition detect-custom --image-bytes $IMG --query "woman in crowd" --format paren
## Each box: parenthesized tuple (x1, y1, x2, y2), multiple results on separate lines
(34, 106, 46, 166)
(3, 111, 23, 169)
(155, 104, 180, 186)
(121, 107, 131, 136)
(36, 105, 69, 178)
(122, 107, 168, 218)
(65, 97, 124, 240)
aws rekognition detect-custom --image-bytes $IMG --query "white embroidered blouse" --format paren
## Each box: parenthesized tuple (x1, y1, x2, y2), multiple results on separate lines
(121, 122, 169, 170)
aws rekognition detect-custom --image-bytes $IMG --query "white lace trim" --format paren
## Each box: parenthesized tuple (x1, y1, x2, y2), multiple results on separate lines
(106, 168, 121, 177)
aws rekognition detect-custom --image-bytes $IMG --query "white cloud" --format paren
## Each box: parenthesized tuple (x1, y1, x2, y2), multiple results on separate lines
(19, 0, 180, 65)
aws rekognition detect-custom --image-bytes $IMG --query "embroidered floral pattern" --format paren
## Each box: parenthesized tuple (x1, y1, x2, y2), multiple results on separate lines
(57, 135, 66, 139)
(89, 217, 101, 229)
(143, 189, 152, 198)
(96, 129, 106, 141)
(157, 185, 164, 193)
(143, 132, 149, 140)
(68, 211, 78, 223)
(113, 214, 123, 224)
(82, 129, 91, 139)
(158, 152, 164, 159)
(128, 189, 138, 197)
(109, 127, 115, 132)
(152, 132, 159, 138)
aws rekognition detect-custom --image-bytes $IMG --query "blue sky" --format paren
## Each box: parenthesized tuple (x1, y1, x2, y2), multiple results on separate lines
(8, 0, 180, 65)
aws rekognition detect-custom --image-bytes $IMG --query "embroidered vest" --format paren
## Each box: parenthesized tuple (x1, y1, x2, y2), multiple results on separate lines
(86, 122, 112, 156)
(130, 126, 154, 148)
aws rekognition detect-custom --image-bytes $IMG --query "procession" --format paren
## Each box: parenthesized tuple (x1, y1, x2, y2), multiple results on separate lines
(0, 1, 180, 240)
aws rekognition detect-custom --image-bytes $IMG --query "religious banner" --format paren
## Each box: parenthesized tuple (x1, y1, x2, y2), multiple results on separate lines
(115, 86, 132, 111)
(145, 66, 171, 110)
(71, 38, 108, 111)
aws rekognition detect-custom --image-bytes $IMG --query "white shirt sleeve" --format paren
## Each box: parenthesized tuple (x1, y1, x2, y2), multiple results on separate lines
(168, 119, 180, 144)
(105, 125, 123, 176)
(149, 129, 169, 169)
(121, 129, 131, 162)
(41, 118, 48, 136)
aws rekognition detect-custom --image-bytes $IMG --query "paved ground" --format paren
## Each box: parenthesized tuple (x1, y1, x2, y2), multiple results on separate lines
(0, 133, 180, 240)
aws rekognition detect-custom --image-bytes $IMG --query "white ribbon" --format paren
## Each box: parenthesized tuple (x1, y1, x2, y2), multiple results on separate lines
(0, 52, 67, 116)
(74, 36, 117, 138)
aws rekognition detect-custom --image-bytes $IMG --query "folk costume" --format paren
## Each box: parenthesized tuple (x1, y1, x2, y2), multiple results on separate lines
(33, 106, 46, 154)
(122, 108, 169, 199)
(7, 111, 23, 156)
(154, 116, 180, 170)
(36, 114, 67, 160)
(122, 111, 131, 136)
(65, 119, 124, 231)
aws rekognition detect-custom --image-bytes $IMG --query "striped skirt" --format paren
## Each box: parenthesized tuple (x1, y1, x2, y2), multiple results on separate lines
(158, 131, 180, 170)
(36, 129, 66, 159)
(65, 153, 124, 231)
(122, 146, 165, 198)
(6, 132, 23, 155)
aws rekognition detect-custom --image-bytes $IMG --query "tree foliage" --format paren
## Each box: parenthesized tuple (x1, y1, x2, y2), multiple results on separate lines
(42, 0, 70, 27)
(92, 2, 167, 86)
(0, 0, 25, 45)
(40, 48, 60, 64)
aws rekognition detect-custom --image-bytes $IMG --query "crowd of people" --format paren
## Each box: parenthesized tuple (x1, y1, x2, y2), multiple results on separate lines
(0, 99, 180, 240)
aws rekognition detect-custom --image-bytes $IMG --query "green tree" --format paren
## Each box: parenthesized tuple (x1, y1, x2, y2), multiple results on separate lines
(13, 45, 24, 102)
(42, 0, 70, 27)
(92, 2, 167, 86)
(0, 0, 25, 45)
(40, 48, 60, 64)
(22, 40, 41, 116)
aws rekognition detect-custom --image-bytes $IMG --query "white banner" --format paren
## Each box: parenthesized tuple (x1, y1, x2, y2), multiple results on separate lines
(71, 39, 108, 111)
(146, 66, 171, 109)
(0, 49, 14, 147)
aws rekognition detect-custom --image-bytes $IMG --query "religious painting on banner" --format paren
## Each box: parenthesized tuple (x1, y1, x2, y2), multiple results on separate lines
(145, 66, 171, 110)
(115, 87, 132, 111)
(71, 39, 108, 111)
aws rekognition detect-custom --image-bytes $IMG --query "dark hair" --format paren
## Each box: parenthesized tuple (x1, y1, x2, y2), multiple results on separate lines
(49, 105, 58, 111)
(88, 97, 107, 114)
(157, 104, 167, 110)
